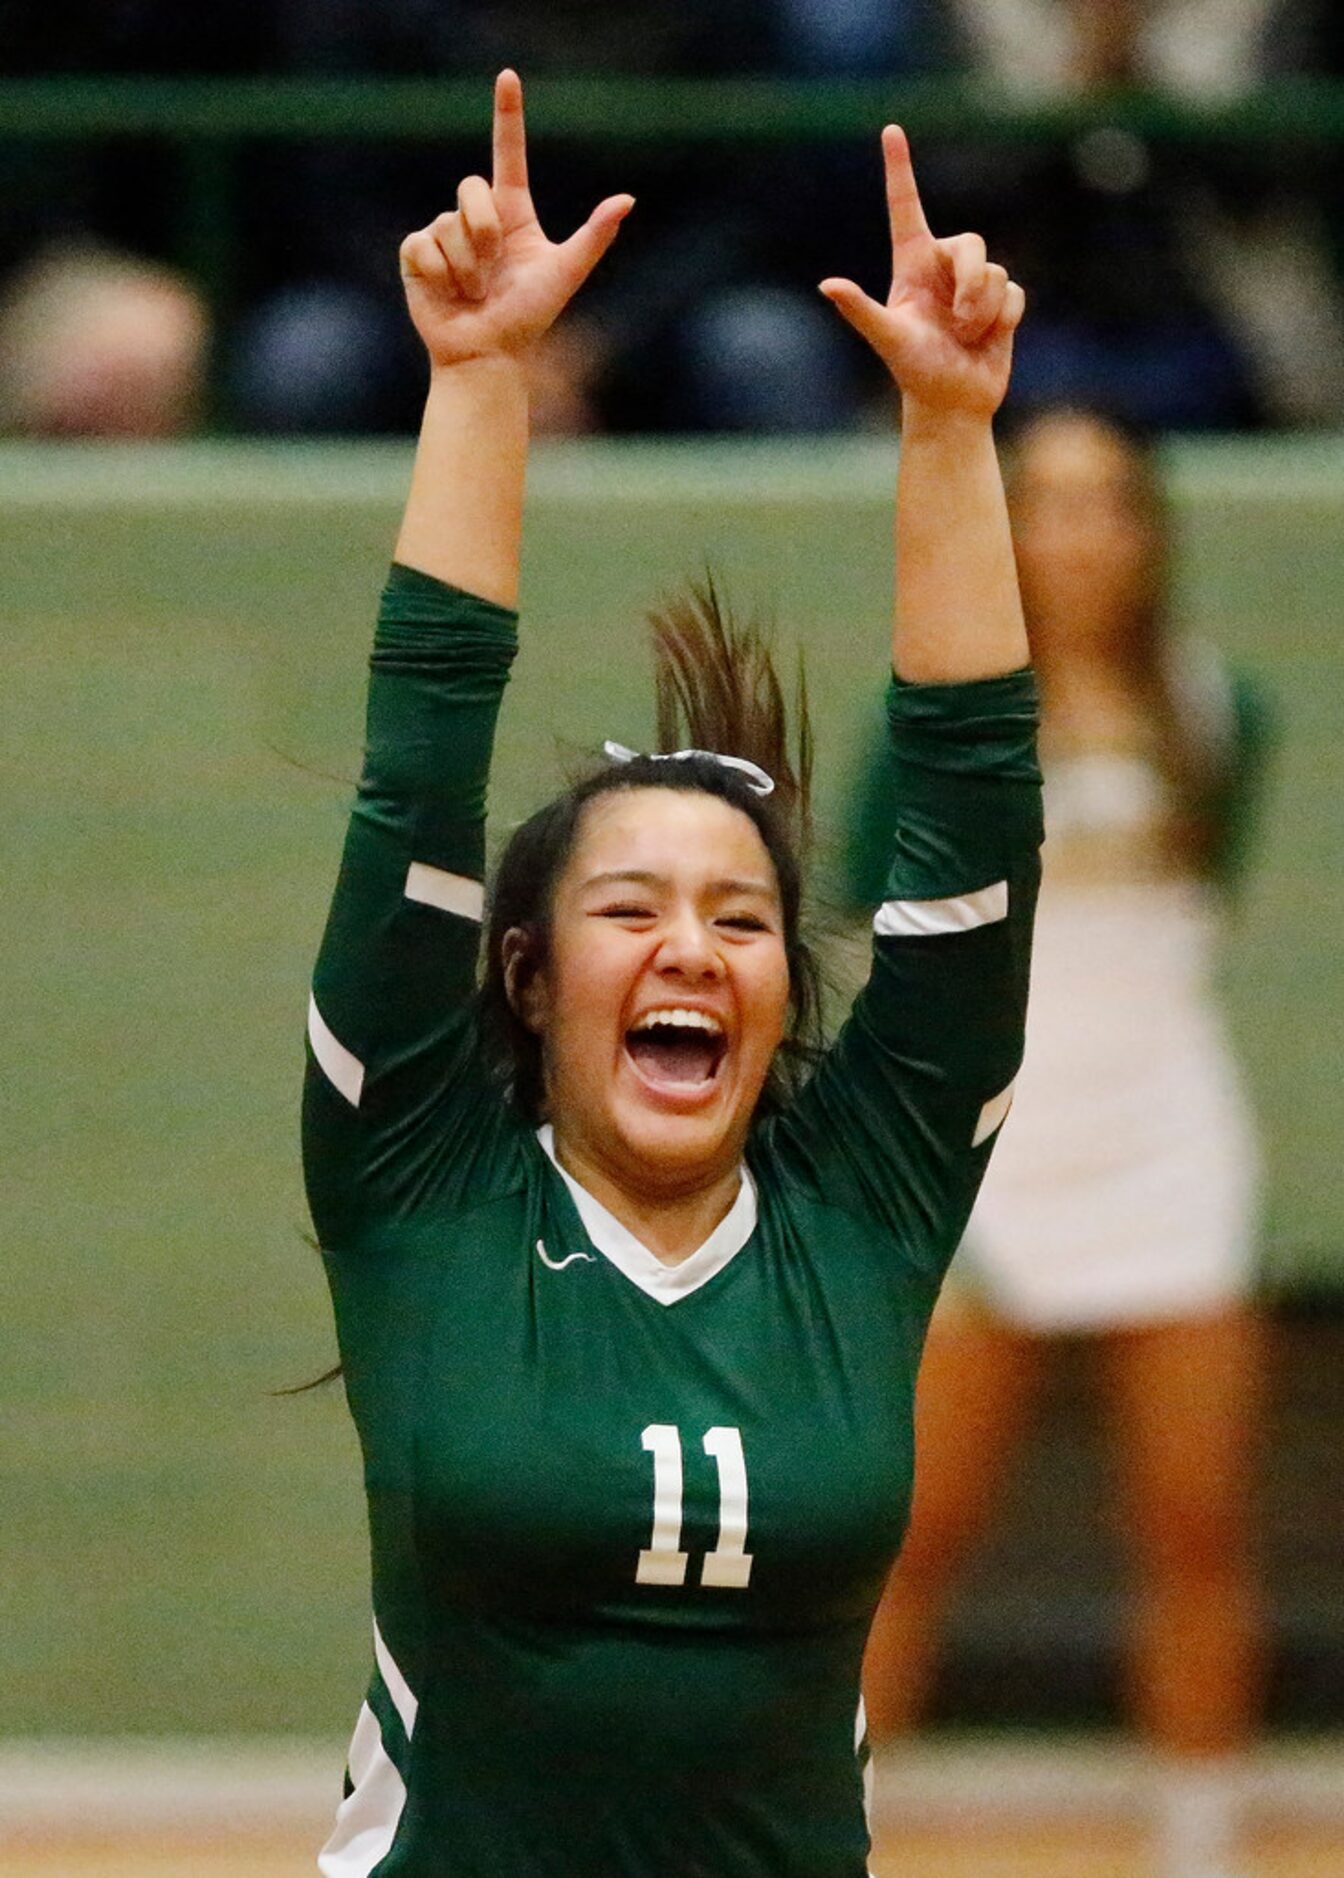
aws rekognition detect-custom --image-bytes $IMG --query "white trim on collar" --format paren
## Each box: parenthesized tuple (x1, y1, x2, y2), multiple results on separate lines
(535, 1124, 757, 1305)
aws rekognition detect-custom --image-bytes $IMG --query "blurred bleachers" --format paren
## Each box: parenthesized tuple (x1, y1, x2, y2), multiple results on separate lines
(5, 55, 1344, 433)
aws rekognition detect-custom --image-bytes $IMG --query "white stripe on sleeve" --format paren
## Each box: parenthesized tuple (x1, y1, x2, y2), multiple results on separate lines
(873, 879, 1008, 938)
(308, 993, 365, 1108)
(404, 862, 484, 922)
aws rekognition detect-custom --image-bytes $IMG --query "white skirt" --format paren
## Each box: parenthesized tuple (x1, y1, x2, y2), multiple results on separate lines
(958, 880, 1260, 1330)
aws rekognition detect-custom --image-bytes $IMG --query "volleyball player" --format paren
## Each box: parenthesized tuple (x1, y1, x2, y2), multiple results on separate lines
(303, 69, 1039, 1876)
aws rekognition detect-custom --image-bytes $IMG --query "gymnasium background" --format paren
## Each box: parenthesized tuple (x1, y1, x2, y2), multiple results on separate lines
(3, 37, 1344, 1878)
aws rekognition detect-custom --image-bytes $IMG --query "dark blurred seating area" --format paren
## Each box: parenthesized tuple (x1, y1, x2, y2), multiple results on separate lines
(4, 0, 1344, 436)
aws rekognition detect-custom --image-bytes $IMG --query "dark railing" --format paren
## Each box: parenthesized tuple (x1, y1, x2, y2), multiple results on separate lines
(7, 73, 1344, 140)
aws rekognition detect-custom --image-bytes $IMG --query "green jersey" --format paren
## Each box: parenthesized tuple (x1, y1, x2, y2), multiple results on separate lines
(303, 564, 1042, 1877)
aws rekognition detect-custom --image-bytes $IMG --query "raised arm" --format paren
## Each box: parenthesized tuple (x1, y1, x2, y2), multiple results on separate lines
(821, 125, 1027, 682)
(767, 137, 1040, 1289)
(304, 74, 632, 1245)
(393, 68, 633, 601)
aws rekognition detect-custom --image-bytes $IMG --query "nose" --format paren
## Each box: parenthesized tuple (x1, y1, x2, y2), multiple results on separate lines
(654, 905, 723, 981)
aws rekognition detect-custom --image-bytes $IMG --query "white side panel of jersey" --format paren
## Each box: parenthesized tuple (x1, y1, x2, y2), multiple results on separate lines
(317, 1702, 407, 1878)
(319, 1624, 418, 1877)
(374, 1619, 419, 1736)
(973, 1079, 1016, 1147)
(855, 1694, 876, 1878)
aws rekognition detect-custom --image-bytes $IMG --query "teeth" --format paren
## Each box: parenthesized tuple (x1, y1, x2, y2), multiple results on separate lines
(635, 1008, 723, 1035)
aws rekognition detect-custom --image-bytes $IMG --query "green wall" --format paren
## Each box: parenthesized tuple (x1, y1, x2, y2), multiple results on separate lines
(2, 437, 1341, 1737)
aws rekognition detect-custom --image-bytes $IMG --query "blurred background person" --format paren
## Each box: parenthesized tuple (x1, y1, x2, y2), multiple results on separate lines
(0, 243, 208, 437)
(840, 408, 1274, 1878)
(0, 0, 250, 437)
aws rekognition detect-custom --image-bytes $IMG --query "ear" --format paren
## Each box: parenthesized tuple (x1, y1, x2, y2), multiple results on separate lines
(502, 926, 549, 1034)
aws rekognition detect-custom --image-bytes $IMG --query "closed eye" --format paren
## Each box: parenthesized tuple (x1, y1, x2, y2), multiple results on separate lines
(717, 914, 771, 932)
(594, 903, 656, 920)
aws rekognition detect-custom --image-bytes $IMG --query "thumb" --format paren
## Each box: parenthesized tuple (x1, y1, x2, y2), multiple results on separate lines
(818, 277, 891, 354)
(557, 193, 635, 287)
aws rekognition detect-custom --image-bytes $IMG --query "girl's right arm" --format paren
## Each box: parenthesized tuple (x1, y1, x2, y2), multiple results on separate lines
(304, 72, 632, 1245)
(391, 70, 632, 600)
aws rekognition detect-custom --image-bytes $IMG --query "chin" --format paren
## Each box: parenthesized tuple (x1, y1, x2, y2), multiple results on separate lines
(613, 1101, 748, 1189)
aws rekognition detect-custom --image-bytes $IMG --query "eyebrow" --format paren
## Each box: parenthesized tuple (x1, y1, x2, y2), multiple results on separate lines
(580, 869, 778, 898)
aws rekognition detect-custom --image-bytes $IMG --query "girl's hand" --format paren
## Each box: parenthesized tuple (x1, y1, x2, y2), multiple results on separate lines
(399, 70, 634, 370)
(820, 127, 1025, 419)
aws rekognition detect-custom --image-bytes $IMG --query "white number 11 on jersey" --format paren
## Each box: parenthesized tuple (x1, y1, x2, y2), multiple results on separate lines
(636, 1423, 753, 1589)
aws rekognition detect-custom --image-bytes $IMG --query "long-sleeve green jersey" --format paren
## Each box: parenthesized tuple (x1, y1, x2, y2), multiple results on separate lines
(303, 564, 1042, 1878)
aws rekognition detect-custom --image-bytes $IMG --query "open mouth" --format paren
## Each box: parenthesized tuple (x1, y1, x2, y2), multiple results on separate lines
(624, 1009, 728, 1089)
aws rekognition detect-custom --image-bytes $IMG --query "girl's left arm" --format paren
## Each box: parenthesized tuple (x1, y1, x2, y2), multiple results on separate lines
(821, 124, 1027, 685)
(770, 131, 1041, 1287)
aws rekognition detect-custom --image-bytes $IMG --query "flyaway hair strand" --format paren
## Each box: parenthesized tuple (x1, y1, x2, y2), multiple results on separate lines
(648, 577, 813, 854)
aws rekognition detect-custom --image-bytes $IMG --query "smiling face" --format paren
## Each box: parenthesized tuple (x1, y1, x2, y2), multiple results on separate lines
(522, 786, 791, 1200)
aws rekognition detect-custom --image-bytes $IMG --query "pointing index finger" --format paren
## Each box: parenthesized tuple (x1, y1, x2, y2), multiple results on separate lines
(492, 68, 529, 196)
(883, 124, 931, 251)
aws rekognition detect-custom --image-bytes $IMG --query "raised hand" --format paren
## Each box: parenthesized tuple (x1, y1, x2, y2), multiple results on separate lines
(820, 127, 1025, 418)
(399, 70, 634, 369)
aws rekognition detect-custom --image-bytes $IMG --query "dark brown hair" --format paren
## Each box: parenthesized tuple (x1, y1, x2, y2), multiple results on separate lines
(477, 579, 820, 1119)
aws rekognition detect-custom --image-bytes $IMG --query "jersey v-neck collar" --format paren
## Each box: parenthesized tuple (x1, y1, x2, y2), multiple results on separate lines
(535, 1124, 757, 1306)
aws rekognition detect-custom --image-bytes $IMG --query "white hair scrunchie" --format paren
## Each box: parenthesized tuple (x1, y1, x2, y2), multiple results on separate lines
(602, 740, 775, 799)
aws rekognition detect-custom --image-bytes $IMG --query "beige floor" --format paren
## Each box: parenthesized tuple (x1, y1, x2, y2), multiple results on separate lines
(6, 1824, 1344, 1877)
(871, 1822, 1344, 1877)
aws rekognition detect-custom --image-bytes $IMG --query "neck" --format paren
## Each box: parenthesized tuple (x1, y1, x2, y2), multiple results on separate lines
(550, 1130, 743, 1265)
